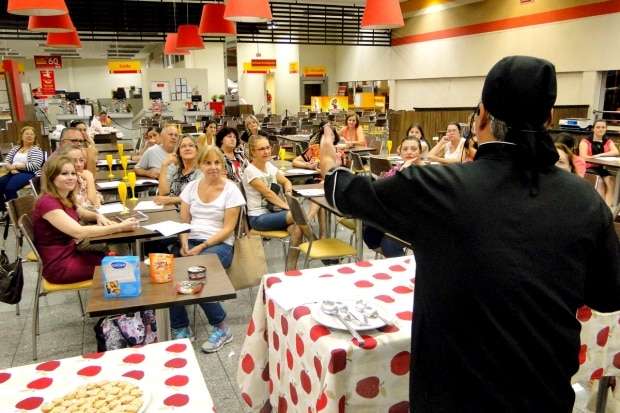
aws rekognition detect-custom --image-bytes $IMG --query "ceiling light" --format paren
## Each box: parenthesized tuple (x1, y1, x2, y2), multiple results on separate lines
(224, 0, 272, 24)
(176, 25, 204, 50)
(199, 3, 236, 37)
(361, 0, 404, 30)
(164, 33, 189, 55)
(7, 0, 68, 16)
(46, 31, 81, 48)
(28, 14, 75, 33)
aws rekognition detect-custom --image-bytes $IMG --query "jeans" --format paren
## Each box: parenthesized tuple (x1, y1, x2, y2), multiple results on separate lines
(169, 240, 233, 329)
(363, 224, 405, 258)
(0, 171, 34, 211)
(249, 211, 289, 231)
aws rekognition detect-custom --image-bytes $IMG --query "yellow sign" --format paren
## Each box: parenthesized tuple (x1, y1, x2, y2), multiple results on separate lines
(311, 96, 348, 112)
(107, 60, 141, 74)
(243, 62, 270, 74)
(0, 63, 25, 74)
(289, 62, 299, 74)
(303, 65, 326, 77)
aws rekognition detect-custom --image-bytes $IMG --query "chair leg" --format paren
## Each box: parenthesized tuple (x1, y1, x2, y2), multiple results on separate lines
(192, 304, 198, 338)
(32, 291, 41, 360)
(15, 302, 20, 316)
(303, 255, 310, 269)
(76, 291, 85, 317)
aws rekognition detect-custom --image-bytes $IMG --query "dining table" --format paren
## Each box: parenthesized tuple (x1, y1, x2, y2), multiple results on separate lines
(586, 156, 620, 213)
(0, 339, 216, 412)
(237, 256, 620, 413)
(95, 142, 133, 154)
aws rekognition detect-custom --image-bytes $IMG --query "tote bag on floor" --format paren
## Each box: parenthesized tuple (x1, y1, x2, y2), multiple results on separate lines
(227, 209, 268, 290)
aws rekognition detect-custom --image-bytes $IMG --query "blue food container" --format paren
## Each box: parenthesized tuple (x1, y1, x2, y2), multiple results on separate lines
(101, 256, 142, 298)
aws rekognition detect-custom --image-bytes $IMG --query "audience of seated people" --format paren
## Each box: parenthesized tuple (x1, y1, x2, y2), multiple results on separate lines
(216, 127, 248, 183)
(155, 136, 202, 206)
(0, 126, 44, 218)
(135, 124, 179, 178)
(170, 146, 246, 351)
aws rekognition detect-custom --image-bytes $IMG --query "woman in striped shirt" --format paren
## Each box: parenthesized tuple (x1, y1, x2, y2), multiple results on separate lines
(0, 126, 45, 213)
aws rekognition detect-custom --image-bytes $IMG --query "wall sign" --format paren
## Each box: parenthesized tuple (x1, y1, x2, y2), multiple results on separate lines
(303, 65, 326, 77)
(243, 62, 270, 74)
(251, 59, 277, 68)
(289, 62, 299, 74)
(108, 60, 141, 74)
(34, 55, 62, 69)
(39, 70, 56, 96)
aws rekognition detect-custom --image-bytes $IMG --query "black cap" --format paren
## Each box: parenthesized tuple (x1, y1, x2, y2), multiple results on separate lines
(482, 56, 557, 128)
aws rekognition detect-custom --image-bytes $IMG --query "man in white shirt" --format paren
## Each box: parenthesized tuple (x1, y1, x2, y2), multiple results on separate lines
(135, 125, 178, 178)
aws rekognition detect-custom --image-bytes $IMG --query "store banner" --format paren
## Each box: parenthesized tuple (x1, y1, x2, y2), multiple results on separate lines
(34, 55, 63, 69)
(289, 62, 299, 74)
(251, 59, 277, 68)
(39, 70, 56, 96)
(108, 60, 141, 74)
(303, 65, 326, 77)
(243, 62, 270, 74)
(311, 96, 348, 112)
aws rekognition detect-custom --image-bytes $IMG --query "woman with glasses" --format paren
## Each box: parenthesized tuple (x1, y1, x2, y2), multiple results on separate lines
(242, 136, 302, 269)
(69, 120, 98, 174)
(155, 136, 202, 206)
(427, 122, 467, 164)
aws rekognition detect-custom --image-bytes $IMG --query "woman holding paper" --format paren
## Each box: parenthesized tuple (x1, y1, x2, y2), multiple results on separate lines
(31, 156, 138, 284)
(170, 146, 245, 352)
(155, 136, 202, 206)
(60, 146, 102, 209)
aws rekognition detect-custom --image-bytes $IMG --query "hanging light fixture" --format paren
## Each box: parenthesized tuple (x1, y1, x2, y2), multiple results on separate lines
(361, 0, 404, 30)
(199, 3, 236, 36)
(28, 14, 74, 33)
(224, 0, 272, 23)
(7, 0, 68, 16)
(46, 30, 81, 48)
(176, 24, 204, 50)
(164, 33, 189, 56)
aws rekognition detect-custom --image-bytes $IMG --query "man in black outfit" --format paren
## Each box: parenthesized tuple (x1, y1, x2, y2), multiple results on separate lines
(320, 56, 620, 412)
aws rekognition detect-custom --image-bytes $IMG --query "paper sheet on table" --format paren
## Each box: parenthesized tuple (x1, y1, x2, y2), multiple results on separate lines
(266, 277, 369, 311)
(295, 188, 325, 197)
(97, 159, 119, 166)
(594, 156, 620, 162)
(143, 221, 191, 237)
(136, 179, 159, 185)
(286, 169, 318, 175)
(97, 181, 120, 189)
(133, 201, 164, 211)
(97, 203, 125, 214)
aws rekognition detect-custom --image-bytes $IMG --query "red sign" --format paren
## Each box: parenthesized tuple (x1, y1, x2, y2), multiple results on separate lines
(34, 55, 63, 69)
(251, 59, 277, 68)
(39, 70, 56, 96)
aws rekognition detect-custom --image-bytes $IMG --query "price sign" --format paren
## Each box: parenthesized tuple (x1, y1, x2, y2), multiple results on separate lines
(34, 55, 62, 69)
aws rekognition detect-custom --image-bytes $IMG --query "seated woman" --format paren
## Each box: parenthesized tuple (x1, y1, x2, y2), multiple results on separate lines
(555, 143, 577, 174)
(60, 146, 102, 209)
(170, 146, 246, 351)
(0, 126, 45, 217)
(239, 115, 260, 144)
(364, 137, 423, 257)
(242, 136, 302, 269)
(198, 120, 218, 147)
(31, 156, 138, 284)
(339, 113, 367, 147)
(155, 136, 202, 206)
(554, 132, 585, 177)
(578, 119, 619, 206)
(427, 122, 466, 164)
(405, 124, 430, 158)
(292, 134, 320, 171)
(133, 127, 160, 161)
(216, 127, 247, 183)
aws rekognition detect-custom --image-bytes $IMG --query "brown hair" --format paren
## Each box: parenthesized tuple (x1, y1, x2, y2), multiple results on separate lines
(42, 155, 77, 208)
(399, 137, 421, 154)
(19, 126, 38, 147)
(554, 143, 575, 173)
(345, 113, 360, 129)
(247, 135, 270, 161)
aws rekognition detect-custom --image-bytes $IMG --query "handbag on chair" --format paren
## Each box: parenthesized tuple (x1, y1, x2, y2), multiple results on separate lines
(0, 249, 24, 305)
(227, 208, 268, 290)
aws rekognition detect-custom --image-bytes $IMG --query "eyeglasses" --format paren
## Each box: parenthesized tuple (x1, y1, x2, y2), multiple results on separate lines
(64, 138, 85, 146)
(256, 146, 271, 151)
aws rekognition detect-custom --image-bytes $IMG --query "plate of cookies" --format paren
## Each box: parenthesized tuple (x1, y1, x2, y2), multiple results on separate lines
(40, 379, 150, 413)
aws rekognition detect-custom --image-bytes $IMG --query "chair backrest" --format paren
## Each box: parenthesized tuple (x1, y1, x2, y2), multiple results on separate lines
(584, 173, 599, 187)
(369, 156, 392, 176)
(29, 176, 41, 197)
(7, 196, 35, 231)
(18, 214, 42, 264)
(350, 152, 366, 173)
(94, 133, 117, 144)
(366, 136, 382, 155)
(285, 194, 315, 241)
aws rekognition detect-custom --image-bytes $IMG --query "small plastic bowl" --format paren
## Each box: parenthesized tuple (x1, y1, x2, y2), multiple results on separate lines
(187, 266, 207, 280)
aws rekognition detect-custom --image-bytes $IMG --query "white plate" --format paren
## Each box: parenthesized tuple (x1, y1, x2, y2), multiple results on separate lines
(311, 300, 391, 331)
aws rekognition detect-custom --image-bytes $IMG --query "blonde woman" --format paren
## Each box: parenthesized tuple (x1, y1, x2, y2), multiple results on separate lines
(155, 136, 202, 206)
(60, 146, 102, 209)
(240, 115, 260, 144)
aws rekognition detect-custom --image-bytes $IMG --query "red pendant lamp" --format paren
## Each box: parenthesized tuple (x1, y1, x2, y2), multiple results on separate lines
(46, 30, 81, 48)
(361, 0, 404, 30)
(164, 33, 190, 56)
(28, 14, 74, 33)
(199, 3, 236, 36)
(224, 0, 272, 23)
(176, 24, 204, 50)
(7, 0, 68, 16)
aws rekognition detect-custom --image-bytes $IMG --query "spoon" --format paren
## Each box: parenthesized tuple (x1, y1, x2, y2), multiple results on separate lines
(321, 301, 365, 347)
(356, 300, 391, 326)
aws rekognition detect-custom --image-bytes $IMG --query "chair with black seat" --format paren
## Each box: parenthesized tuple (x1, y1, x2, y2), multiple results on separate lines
(369, 156, 392, 177)
(19, 215, 92, 360)
(94, 133, 117, 144)
(28, 176, 41, 197)
(285, 194, 356, 269)
(350, 152, 370, 176)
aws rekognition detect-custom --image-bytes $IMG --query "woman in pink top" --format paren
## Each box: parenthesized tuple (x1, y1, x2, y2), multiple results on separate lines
(31, 156, 138, 284)
(339, 113, 366, 147)
(578, 120, 619, 206)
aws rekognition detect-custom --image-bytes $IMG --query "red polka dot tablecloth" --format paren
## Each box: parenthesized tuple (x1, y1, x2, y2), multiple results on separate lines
(0, 339, 215, 412)
(237, 256, 620, 412)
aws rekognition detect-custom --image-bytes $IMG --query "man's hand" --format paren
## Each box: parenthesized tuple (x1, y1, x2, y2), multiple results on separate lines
(320, 125, 338, 178)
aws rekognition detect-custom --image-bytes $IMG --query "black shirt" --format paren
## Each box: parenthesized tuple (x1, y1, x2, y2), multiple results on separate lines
(325, 142, 620, 412)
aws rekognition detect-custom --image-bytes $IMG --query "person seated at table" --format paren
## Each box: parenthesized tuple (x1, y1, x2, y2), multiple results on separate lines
(427, 122, 466, 164)
(384, 136, 424, 177)
(32, 156, 138, 284)
(70, 120, 98, 174)
(579, 119, 619, 206)
(198, 120, 218, 147)
(135, 124, 179, 179)
(339, 113, 366, 147)
(155, 136, 202, 206)
(60, 146, 102, 209)
(554, 132, 585, 177)
(555, 143, 578, 174)
(242, 136, 302, 269)
(170, 146, 246, 350)
(0, 126, 45, 217)
(405, 124, 430, 158)
(91, 111, 112, 133)
(292, 126, 323, 171)
(239, 115, 260, 144)
(216, 127, 247, 183)
(132, 127, 160, 161)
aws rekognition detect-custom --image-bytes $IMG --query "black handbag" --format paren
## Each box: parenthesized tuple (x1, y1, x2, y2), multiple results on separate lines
(266, 182, 284, 213)
(0, 249, 23, 305)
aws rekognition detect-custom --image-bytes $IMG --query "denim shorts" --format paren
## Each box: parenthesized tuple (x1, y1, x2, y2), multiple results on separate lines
(249, 211, 289, 231)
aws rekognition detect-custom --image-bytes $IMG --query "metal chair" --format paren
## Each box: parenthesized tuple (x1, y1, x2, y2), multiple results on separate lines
(29, 176, 41, 197)
(350, 152, 370, 175)
(19, 215, 92, 360)
(286, 194, 356, 269)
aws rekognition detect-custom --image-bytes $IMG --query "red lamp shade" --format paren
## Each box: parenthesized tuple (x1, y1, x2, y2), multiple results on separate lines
(199, 4, 236, 36)
(7, 0, 68, 16)
(176, 25, 204, 50)
(28, 14, 74, 33)
(224, 0, 272, 23)
(164, 33, 190, 56)
(46, 30, 81, 48)
(361, 0, 404, 30)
